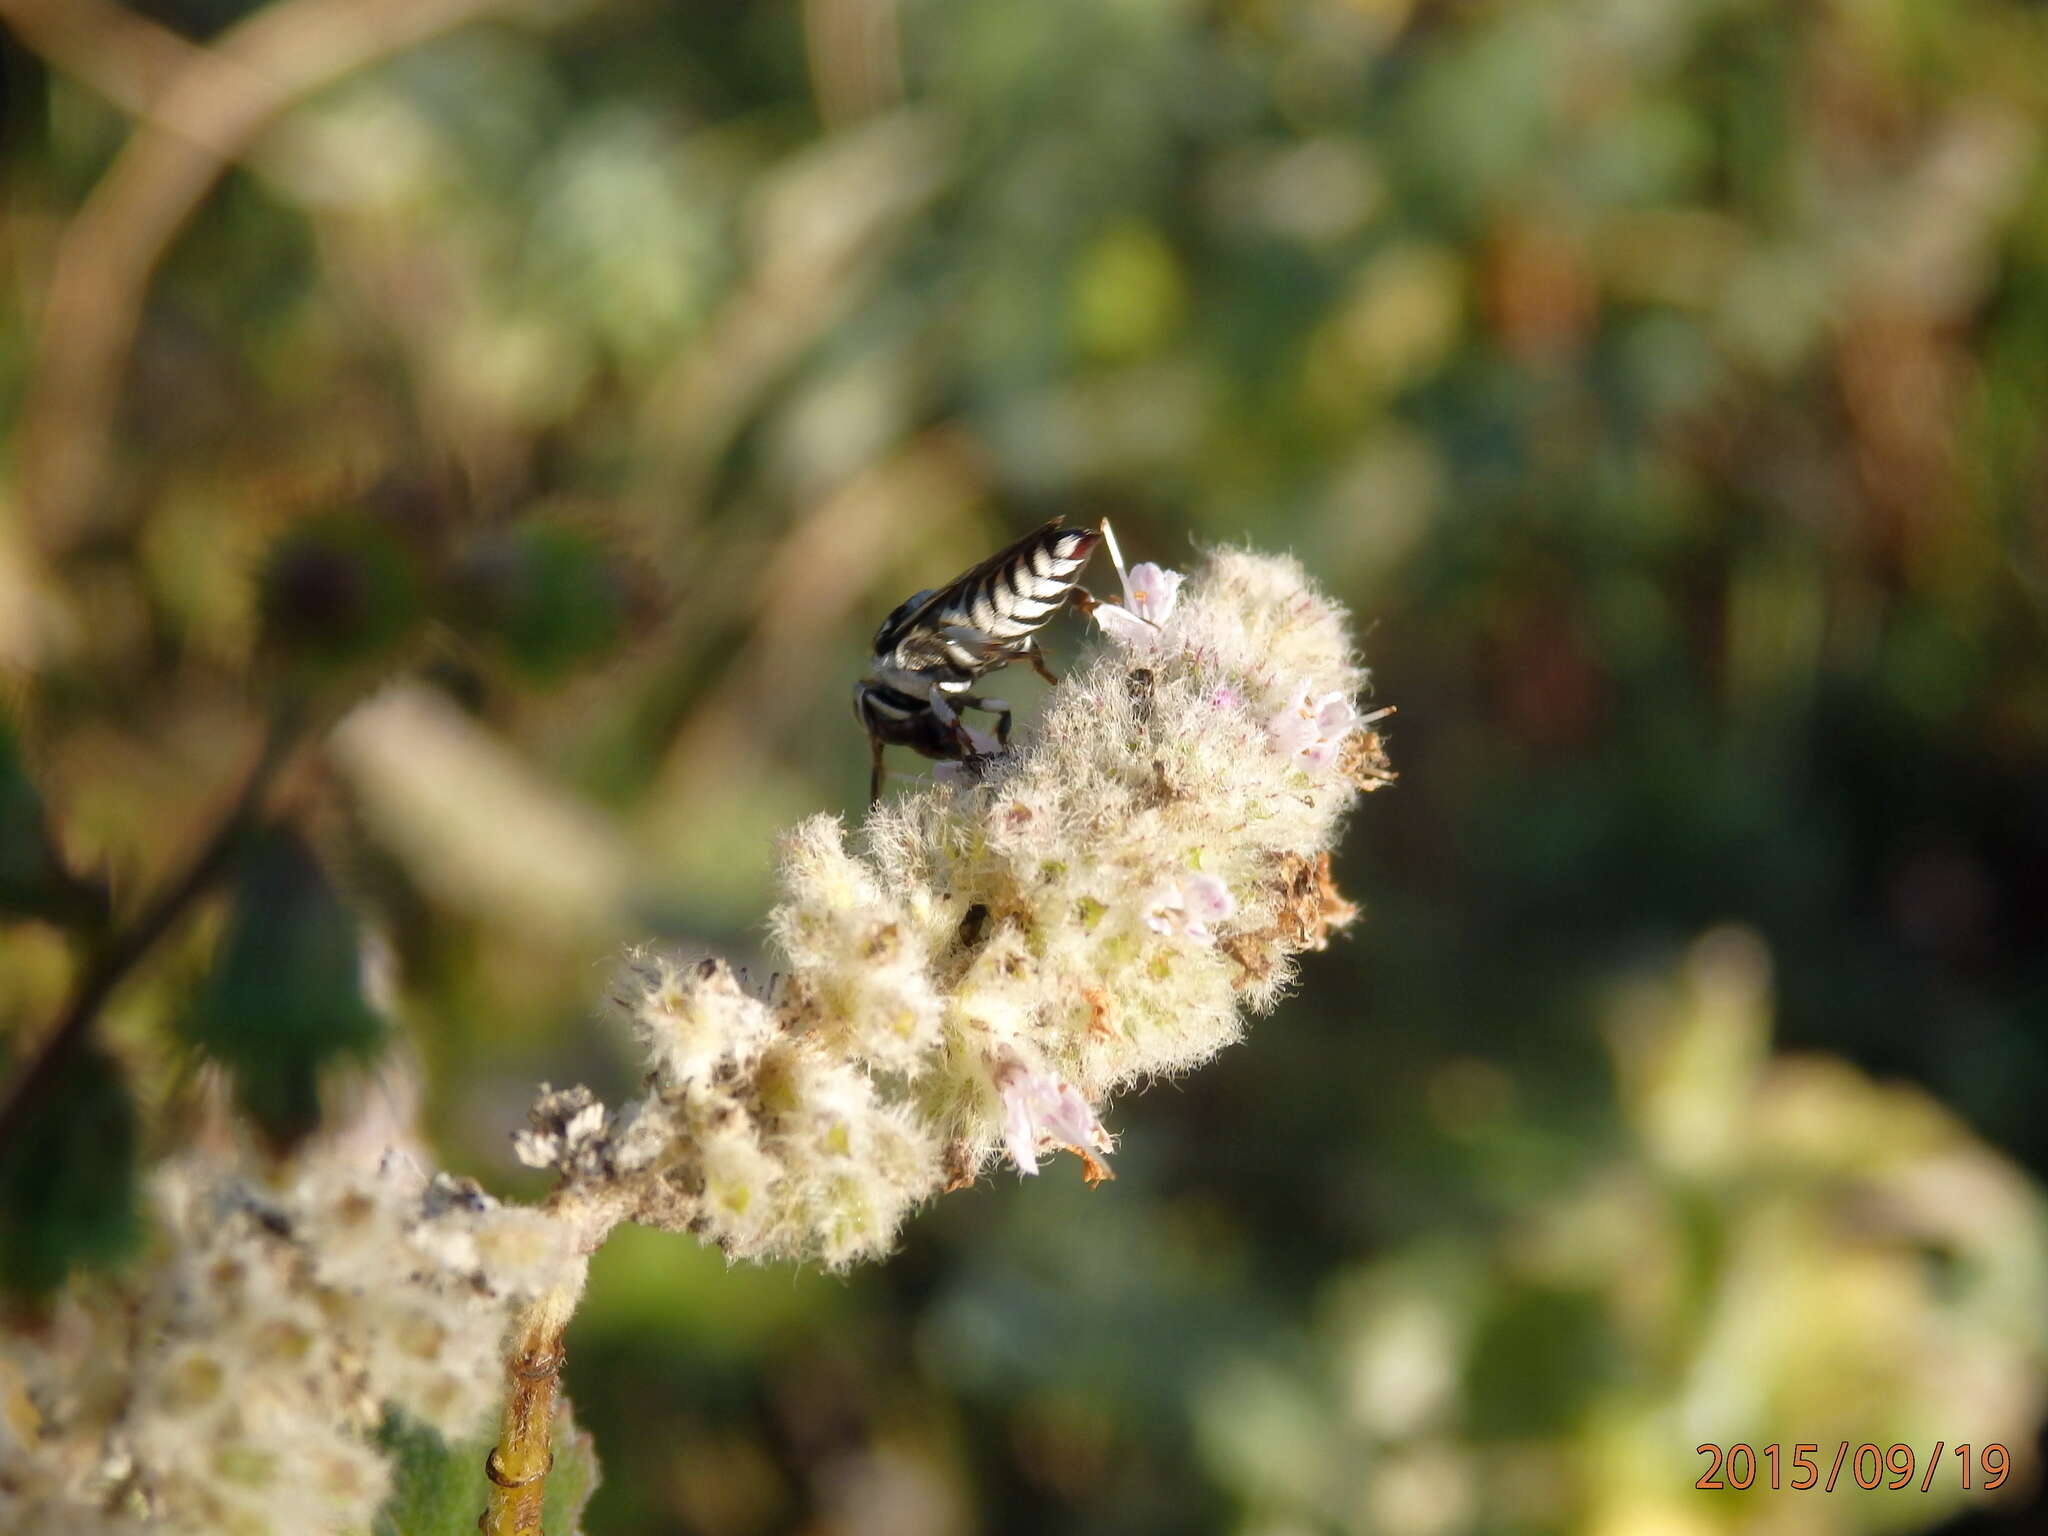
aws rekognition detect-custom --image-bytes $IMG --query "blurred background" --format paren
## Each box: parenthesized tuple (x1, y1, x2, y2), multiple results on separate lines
(3, 0, 2048, 1532)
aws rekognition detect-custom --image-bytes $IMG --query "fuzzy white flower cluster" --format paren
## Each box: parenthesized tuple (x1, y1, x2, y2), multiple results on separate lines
(523, 543, 1390, 1267)
(0, 1153, 579, 1536)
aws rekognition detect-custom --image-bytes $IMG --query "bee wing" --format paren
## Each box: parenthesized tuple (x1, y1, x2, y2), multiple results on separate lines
(889, 518, 1072, 635)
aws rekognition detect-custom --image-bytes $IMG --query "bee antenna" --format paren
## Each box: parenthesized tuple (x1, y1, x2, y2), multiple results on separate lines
(1099, 517, 1132, 591)
(1096, 517, 1161, 629)
(1105, 514, 1138, 593)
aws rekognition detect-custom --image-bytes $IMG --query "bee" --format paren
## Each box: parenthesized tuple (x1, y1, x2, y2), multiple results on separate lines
(854, 518, 1107, 804)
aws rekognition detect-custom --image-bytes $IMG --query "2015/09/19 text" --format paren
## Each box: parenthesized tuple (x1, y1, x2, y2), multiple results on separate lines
(1695, 1443, 2011, 1493)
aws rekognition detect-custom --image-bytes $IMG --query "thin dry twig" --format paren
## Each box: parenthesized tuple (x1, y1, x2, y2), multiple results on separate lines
(1, 0, 526, 553)
(0, 0, 206, 118)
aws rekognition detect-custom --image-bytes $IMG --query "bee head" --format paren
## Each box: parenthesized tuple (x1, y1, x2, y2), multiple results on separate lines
(1063, 529, 1104, 565)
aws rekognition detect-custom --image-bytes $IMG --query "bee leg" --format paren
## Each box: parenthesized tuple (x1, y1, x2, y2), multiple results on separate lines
(868, 732, 886, 807)
(928, 691, 980, 759)
(965, 696, 1013, 747)
(1024, 645, 1059, 687)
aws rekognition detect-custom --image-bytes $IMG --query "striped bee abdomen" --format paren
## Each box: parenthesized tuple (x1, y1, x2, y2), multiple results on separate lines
(873, 521, 1099, 684)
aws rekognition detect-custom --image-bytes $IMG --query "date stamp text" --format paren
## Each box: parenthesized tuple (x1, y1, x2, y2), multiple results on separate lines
(1694, 1443, 2011, 1493)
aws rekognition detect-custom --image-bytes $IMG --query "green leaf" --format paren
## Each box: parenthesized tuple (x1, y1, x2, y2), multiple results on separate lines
(182, 828, 385, 1150)
(541, 1400, 601, 1535)
(371, 1411, 489, 1536)
(0, 1043, 140, 1296)
(371, 1401, 600, 1536)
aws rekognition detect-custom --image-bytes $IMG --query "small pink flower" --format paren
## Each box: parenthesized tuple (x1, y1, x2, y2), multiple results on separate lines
(1143, 872, 1236, 943)
(1093, 561, 1184, 649)
(1210, 683, 1246, 711)
(1125, 563, 1183, 624)
(996, 1061, 1111, 1178)
(1268, 680, 1357, 773)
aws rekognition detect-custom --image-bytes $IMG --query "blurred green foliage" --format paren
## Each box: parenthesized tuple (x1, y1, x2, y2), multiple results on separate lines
(0, 1042, 139, 1295)
(0, 717, 104, 927)
(1196, 931, 2048, 1535)
(4, 0, 2048, 1529)
(181, 825, 385, 1149)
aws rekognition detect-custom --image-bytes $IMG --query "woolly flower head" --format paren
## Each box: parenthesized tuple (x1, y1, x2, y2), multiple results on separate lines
(0, 1152, 580, 1536)
(532, 541, 1391, 1269)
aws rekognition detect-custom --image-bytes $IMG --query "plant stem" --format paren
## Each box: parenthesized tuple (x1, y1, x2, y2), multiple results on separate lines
(482, 1274, 584, 1536)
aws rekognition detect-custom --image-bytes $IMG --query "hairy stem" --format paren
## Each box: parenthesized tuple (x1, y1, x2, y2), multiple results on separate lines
(481, 1270, 586, 1536)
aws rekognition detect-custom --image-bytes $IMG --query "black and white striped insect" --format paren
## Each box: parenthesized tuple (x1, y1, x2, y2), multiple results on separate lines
(853, 518, 1107, 804)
